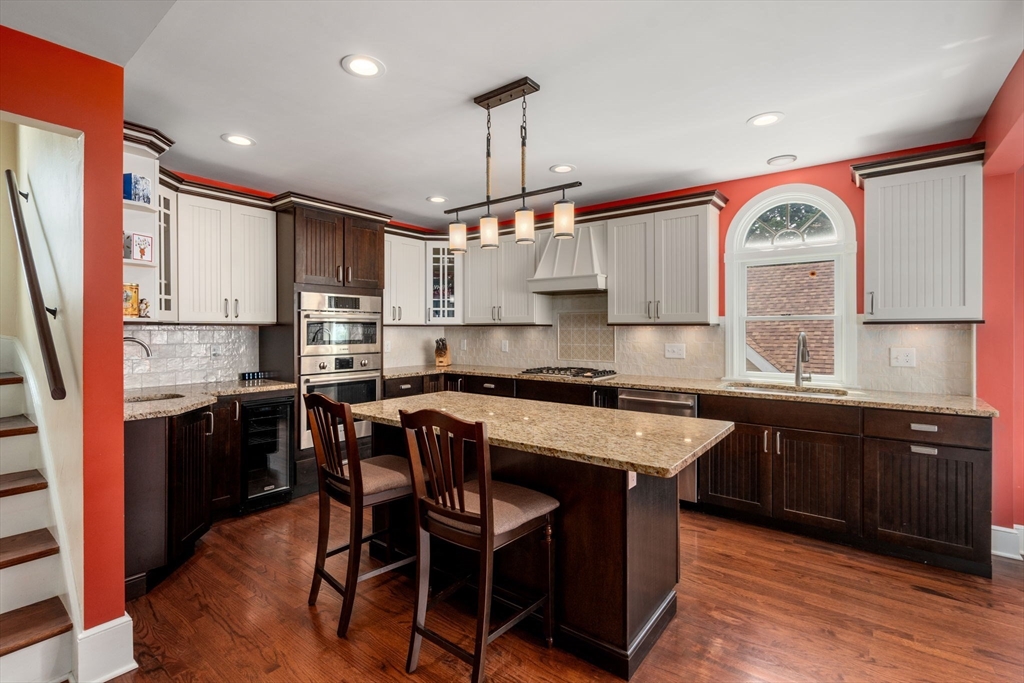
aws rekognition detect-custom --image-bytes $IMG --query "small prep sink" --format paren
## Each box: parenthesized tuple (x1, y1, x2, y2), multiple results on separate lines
(125, 393, 186, 403)
(722, 382, 848, 397)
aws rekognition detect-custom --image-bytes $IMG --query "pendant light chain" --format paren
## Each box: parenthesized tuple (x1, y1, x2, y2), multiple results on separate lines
(486, 105, 492, 209)
(520, 95, 528, 201)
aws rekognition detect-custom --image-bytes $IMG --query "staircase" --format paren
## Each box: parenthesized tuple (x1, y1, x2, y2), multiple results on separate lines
(0, 370, 73, 682)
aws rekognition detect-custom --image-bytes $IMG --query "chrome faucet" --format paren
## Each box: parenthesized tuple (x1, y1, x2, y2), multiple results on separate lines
(795, 332, 811, 387)
(123, 336, 152, 357)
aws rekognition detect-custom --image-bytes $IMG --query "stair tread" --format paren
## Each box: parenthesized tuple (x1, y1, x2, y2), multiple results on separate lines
(0, 596, 72, 657)
(0, 373, 23, 386)
(0, 528, 59, 570)
(0, 415, 37, 438)
(0, 470, 47, 498)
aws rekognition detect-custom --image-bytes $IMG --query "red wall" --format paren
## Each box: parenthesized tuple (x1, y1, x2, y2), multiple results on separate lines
(973, 52, 1024, 529)
(0, 27, 126, 628)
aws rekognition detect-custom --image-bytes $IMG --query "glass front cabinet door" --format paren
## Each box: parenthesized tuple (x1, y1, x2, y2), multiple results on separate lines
(427, 245, 463, 325)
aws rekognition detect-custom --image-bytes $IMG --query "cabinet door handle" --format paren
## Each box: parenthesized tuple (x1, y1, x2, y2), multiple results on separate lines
(868, 291, 875, 316)
(655, 300, 661, 320)
(498, 306, 502, 321)
(775, 431, 781, 454)
(647, 301, 652, 319)
(492, 306, 496, 321)
(483, 383, 496, 389)
(592, 390, 598, 407)
(223, 298, 229, 318)
(910, 423, 938, 432)
(458, 378, 463, 392)
(234, 298, 239, 319)
(204, 411, 214, 436)
(763, 429, 769, 453)
(400, 384, 412, 390)
(347, 266, 352, 282)
(911, 444, 938, 455)
(234, 400, 240, 421)
(398, 306, 402, 320)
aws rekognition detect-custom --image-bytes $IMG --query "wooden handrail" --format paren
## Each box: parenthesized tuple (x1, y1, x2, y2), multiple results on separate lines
(4, 170, 66, 400)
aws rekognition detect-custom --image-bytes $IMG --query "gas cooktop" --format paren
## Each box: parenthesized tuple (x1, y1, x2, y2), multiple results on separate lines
(520, 367, 617, 380)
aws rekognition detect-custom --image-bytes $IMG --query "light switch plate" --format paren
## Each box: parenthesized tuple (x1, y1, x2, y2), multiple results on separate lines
(890, 347, 917, 367)
(461, 339, 467, 351)
(384, 340, 392, 353)
(501, 340, 509, 353)
(665, 343, 686, 359)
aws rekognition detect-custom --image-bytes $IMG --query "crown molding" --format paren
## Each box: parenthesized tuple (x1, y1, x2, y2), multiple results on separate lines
(850, 143, 985, 187)
(123, 121, 174, 156)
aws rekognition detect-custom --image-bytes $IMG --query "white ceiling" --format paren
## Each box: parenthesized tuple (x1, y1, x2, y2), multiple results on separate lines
(5, 1, 1023, 229)
(0, 0, 175, 66)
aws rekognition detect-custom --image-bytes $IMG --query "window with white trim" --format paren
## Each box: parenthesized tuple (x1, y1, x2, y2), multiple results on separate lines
(725, 185, 857, 386)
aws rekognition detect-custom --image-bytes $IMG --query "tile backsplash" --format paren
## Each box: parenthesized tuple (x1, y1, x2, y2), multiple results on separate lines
(397, 293, 974, 395)
(123, 324, 259, 389)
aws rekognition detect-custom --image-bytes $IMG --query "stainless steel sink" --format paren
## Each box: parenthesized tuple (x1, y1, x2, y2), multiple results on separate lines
(722, 382, 849, 397)
(125, 393, 186, 403)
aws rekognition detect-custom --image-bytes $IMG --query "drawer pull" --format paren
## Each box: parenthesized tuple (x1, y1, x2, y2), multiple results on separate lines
(910, 423, 938, 432)
(400, 384, 412, 390)
(910, 445, 938, 455)
(483, 383, 496, 389)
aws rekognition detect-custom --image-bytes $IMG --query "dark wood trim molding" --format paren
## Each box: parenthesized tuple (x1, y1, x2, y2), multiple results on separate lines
(270, 191, 391, 223)
(123, 121, 174, 156)
(534, 189, 729, 229)
(850, 143, 985, 187)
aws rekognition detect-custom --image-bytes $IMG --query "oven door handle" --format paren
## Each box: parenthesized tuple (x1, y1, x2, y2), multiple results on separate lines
(302, 313, 381, 322)
(302, 371, 382, 385)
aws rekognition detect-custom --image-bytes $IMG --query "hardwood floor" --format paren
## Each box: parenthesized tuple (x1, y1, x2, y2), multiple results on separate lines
(115, 494, 1024, 683)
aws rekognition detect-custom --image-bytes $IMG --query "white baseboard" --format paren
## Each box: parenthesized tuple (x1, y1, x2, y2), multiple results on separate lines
(76, 613, 136, 683)
(992, 525, 1024, 560)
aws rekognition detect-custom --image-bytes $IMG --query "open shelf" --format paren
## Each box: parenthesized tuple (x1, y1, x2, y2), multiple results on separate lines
(124, 198, 157, 213)
(123, 258, 157, 268)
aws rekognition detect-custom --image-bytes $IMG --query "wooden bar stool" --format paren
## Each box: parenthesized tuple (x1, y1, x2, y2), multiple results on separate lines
(399, 408, 558, 683)
(304, 393, 416, 637)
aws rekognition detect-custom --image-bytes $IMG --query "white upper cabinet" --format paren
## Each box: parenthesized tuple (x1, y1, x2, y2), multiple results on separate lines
(384, 233, 425, 325)
(155, 188, 178, 321)
(862, 161, 983, 322)
(464, 239, 499, 324)
(608, 204, 720, 324)
(426, 244, 462, 325)
(177, 195, 276, 324)
(229, 204, 277, 324)
(177, 195, 233, 322)
(463, 234, 551, 325)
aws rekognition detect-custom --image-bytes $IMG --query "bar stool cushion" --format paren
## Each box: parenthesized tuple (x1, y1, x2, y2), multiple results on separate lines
(429, 480, 558, 536)
(328, 455, 413, 496)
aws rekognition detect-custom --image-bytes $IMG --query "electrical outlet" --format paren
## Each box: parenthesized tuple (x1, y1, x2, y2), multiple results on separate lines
(384, 340, 392, 353)
(664, 343, 686, 359)
(461, 339, 467, 351)
(210, 345, 221, 357)
(501, 340, 509, 353)
(890, 347, 917, 367)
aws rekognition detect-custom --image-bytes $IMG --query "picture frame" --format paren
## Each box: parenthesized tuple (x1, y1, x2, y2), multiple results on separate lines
(131, 232, 154, 262)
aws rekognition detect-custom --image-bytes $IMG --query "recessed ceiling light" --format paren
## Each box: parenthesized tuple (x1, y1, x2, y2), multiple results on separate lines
(341, 54, 385, 78)
(221, 134, 255, 146)
(426, 196, 447, 203)
(767, 154, 798, 166)
(747, 112, 785, 127)
(549, 164, 576, 173)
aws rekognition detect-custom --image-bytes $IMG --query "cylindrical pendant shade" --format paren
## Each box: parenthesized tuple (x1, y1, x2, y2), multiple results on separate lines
(448, 220, 467, 253)
(515, 207, 535, 244)
(553, 199, 575, 239)
(480, 214, 499, 249)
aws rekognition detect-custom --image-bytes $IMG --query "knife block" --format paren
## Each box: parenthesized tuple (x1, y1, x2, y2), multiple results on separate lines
(435, 346, 451, 368)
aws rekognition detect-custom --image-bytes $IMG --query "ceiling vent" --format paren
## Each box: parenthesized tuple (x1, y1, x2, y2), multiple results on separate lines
(527, 224, 608, 294)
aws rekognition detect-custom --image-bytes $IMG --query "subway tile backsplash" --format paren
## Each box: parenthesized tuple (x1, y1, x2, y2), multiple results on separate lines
(123, 324, 259, 389)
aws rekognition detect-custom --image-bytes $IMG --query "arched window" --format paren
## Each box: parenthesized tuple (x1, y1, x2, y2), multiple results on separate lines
(725, 185, 857, 386)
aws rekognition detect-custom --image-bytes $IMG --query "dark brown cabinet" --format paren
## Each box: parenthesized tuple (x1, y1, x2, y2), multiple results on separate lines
(384, 376, 424, 398)
(464, 375, 516, 397)
(208, 398, 242, 517)
(863, 438, 991, 565)
(168, 408, 211, 562)
(344, 217, 385, 289)
(698, 422, 773, 516)
(772, 428, 861, 535)
(294, 207, 345, 286)
(292, 207, 385, 289)
(516, 378, 616, 407)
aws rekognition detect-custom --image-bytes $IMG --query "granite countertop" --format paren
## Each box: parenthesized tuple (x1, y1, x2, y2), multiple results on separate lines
(124, 379, 296, 421)
(351, 391, 734, 478)
(382, 364, 998, 417)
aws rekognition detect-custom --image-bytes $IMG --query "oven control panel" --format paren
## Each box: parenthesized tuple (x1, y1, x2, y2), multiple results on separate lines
(301, 353, 380, 376)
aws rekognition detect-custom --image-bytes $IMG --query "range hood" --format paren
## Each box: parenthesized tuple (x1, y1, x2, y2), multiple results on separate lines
(527, 223, 608, 294)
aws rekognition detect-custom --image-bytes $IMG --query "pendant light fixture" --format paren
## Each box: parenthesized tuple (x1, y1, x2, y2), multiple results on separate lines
(443, 77, 581, 250)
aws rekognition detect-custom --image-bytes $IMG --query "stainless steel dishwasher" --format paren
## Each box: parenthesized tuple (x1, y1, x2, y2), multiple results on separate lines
(617, 389, 699, 502)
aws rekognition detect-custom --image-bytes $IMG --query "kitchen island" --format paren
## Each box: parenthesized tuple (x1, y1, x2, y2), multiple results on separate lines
(353, 391, 733, 679)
